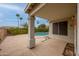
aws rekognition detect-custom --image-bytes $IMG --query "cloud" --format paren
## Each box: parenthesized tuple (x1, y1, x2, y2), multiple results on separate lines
(0, 4, 23, 11)
(0, 13, 4, 19)
(3, 18, 18, 22)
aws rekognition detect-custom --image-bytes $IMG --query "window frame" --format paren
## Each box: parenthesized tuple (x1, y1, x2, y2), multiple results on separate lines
(53, 21, 68, 36)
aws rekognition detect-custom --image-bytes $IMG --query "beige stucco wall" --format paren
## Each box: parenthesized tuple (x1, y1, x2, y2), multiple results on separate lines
(0, 28, 7, 42)
(77, 3, 79, 55)
(49, 17, 74, 43)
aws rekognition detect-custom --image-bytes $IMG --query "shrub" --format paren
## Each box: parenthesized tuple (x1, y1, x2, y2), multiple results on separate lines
(7, 28, 28, 36)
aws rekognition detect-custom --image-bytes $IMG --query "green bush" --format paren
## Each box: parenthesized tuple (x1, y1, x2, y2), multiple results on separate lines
(7, 25, 49, 36)
(35, 28, 49, 32)
(7, 28, 28, 36)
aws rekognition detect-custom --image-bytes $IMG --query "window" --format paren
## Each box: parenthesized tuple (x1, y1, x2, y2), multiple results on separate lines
(53, 23, 58, 34)
(59, 21, 68, 35)
(53, 21, 68, 36)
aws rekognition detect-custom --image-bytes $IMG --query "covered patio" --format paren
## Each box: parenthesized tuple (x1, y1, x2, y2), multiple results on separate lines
(0, 34, 67, 56)
(0, 3, 77, 56)
(25, 3, 77, 55)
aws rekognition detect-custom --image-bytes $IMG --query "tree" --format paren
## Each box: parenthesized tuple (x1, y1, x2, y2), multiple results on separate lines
(16, 14, 23, 28)
(20, 17, 23, 27)
(16, 14, 20, 28)
(38, 24, 46, 29)
(37, 24, 48, 32)
(16, 14, 23, 33)
(19, 17, 23, 33)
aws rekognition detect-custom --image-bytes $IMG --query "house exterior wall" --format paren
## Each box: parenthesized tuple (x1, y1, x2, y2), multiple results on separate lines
(49, 17, 74, 43)
(77, 3, 79, 55)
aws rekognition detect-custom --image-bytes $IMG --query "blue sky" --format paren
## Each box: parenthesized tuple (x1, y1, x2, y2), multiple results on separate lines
(0, 3, 48, 27)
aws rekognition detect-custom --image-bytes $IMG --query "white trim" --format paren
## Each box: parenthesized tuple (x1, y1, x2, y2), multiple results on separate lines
(24, 3, 30, 12)
(30, 3, 46, 16)
(76, 3, 79, 56)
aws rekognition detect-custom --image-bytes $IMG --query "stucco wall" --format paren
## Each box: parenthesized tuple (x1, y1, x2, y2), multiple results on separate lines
(0, 28, 7, 43)
(49, 17, 74, 43)
(77, 3, 79, 55)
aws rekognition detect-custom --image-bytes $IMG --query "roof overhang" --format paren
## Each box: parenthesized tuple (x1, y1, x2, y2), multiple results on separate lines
(24, 3, 77, 20)
(24, 3, 46, 16)
(24, 3, 34, 13)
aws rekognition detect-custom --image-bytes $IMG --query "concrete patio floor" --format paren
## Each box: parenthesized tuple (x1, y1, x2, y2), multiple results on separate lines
(0, 34, 67, 56)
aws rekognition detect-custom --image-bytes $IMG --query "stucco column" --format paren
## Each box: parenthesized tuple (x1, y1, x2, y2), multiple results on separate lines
(49, 21, 53, 37)
(77, 3, 79, 55)
(28, 16, 35, 49)
(72, 15, 77, 55)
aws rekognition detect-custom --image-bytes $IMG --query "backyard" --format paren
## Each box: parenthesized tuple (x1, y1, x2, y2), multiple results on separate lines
(0, 3, 76, 56)
(7, 24, 49, 36)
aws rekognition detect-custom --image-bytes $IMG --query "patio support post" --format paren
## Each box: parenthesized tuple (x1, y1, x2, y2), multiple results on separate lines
(49, 21, 53, 36)
(77, 3, 79, 55)
(28, 16, 35, 49)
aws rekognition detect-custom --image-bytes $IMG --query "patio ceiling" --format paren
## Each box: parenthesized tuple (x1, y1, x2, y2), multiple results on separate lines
(25, 3, 77, 20)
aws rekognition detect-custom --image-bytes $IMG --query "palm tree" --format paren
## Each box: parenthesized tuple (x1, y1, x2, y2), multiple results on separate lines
(20, 17, 23, 27)
(16, 14, 20, 28)
(16, 14, 24, 33)
(19, 17, 23, 33)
